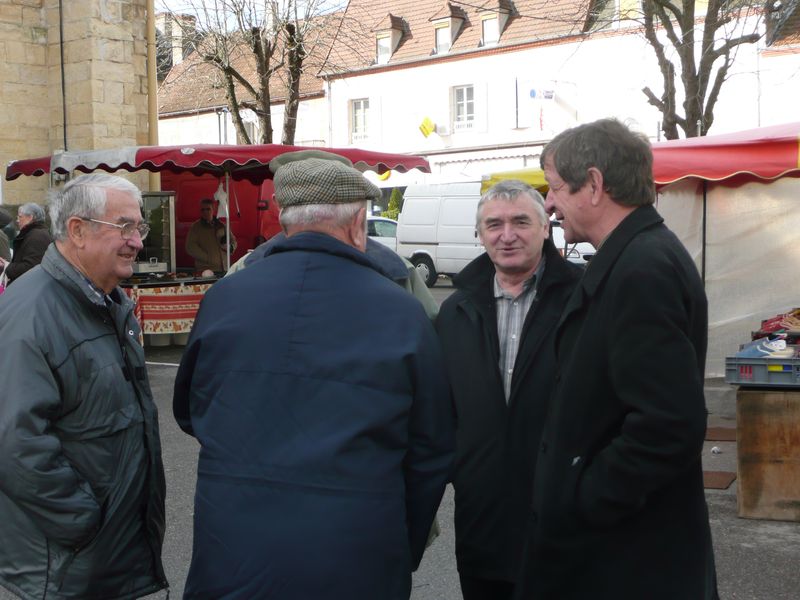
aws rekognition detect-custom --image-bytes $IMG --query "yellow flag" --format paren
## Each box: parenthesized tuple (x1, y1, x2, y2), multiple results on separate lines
(419, 117, 436, 138)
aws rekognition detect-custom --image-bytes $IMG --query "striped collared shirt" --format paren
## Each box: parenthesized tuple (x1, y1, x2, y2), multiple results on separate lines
(494, 256, 546, 402)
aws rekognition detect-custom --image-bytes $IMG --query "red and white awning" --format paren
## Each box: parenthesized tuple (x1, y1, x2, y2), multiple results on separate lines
(5, 144, 430, 183)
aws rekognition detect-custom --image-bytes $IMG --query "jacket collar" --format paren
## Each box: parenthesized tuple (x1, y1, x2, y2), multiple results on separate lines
(41, 244, 129, 310)
(14, 220, 48, 240)
(262, 231, 390, 279)
(580, 203, 662, 295)
(558, 204, 662, 329)
(454, 237, 579, 298)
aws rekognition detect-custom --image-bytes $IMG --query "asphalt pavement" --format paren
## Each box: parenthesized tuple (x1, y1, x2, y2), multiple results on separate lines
(3, 278, 799, 599)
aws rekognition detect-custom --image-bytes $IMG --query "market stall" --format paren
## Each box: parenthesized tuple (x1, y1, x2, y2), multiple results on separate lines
(5, 144, 431, 342)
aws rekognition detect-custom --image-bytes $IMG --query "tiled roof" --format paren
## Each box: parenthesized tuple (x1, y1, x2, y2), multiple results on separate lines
(324, 0, 592, 76)
(158, 14, 339, 115)
(372, 13, 407, 32)
(768, 0, 800, 47)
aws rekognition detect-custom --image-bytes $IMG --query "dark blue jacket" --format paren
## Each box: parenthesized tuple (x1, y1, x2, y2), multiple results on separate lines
(174, 232, 455, 600)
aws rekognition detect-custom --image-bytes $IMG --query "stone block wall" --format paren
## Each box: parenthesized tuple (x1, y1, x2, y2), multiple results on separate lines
(1, 0, 150, 207)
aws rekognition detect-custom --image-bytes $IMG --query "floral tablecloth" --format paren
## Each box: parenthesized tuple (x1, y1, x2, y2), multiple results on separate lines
(124, 282, 212, 334)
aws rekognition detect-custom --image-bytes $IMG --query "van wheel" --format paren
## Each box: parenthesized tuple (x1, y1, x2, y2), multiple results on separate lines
(412, 256, 437, 288)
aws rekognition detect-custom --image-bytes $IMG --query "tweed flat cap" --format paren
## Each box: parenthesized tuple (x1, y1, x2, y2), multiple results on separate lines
(269, 149, 353, 171)
(273, 156, 382, 208)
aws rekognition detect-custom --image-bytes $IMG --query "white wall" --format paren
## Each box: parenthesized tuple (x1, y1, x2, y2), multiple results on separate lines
(158, 97, 329, 146)
(329, 18, 799, 184)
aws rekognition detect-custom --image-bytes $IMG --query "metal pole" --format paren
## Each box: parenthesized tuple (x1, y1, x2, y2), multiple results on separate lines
(701, 181, 707, 286)
(225, 172, 231, 270)
(146, 0, 160, 191)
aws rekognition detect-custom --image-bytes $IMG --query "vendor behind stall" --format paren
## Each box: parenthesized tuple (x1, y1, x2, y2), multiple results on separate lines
(185, 198, 236, 273)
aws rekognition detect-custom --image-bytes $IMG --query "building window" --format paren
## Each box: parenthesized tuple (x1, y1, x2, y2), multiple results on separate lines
(351, 98, 369, 142)
(376, 35, 391, 65)
(452, 85, 474, 131)
(481, 17, 499, 46)
(435, 25, 451, 54)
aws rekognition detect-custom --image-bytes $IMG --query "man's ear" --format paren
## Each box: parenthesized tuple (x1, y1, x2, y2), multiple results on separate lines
(587, 167, 604, 206)
(66, 216, 88, 248)
(351, 206, 367, 251)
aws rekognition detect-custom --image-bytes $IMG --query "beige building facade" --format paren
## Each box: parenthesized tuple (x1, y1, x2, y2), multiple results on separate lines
(0, 0, 149, 206)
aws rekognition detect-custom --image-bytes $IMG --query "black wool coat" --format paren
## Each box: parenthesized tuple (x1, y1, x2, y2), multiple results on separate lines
(6, 221, 52, 282)
(435, 238, 582, 582)
(516, 205, 718, 600)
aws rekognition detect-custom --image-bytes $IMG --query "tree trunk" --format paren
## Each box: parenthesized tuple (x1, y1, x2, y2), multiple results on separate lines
(282, 23, 305, 145)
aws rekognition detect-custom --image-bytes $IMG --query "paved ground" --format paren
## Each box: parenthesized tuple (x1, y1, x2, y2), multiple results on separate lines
(3, 278, 799, 599)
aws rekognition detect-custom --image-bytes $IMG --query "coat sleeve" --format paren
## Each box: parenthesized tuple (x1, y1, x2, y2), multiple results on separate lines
(574, 257, 707, 527)
(0, 336, 102, 548)
(403, 320, 456, 568)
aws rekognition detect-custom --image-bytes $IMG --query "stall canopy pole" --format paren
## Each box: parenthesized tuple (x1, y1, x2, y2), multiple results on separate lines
(225, 172, 231, 271)
(701, 181, 707, 286)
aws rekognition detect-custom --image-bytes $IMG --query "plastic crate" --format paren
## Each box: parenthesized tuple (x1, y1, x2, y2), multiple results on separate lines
(725, 357, 800, 387)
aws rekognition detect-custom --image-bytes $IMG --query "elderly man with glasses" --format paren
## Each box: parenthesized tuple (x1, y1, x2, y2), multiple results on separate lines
(0, 173, 168, 600)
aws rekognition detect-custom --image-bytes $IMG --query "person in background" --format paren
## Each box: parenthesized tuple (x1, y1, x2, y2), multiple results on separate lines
(515, 118, 717, 599)
(0, 173, 168, 599)
(435, 180, 582, 600)
(0, 208, 11, 262)
(185, 197, 236, 273)
(174, 155, 455, 600)
(0, 203, 52, 284)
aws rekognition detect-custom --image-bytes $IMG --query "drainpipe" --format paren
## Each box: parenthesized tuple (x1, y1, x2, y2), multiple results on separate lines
(325, 77, 333, 146)
(59, 0, 67, 151)
(147, 0, 160, 191)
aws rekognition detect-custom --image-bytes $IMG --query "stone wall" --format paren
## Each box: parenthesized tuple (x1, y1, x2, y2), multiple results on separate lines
(1, 0, 150, 207)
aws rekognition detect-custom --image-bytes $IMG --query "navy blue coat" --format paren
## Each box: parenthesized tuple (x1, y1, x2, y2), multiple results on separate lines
(173, 232, 455, 600)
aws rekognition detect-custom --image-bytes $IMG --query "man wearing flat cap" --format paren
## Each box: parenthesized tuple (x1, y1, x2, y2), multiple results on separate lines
(174, 151, 456, 600)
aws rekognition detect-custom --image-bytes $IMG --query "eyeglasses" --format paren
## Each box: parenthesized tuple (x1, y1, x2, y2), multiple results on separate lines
(81, 218, 150, 241)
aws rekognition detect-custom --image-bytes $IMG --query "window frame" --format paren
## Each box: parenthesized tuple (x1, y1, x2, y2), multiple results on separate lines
(481, 16, 500, 46)
(434, 24, 451, 54)
(376, 35, 392, 65)
(452, 85, 475, 131)
(350, 98, 370, 143)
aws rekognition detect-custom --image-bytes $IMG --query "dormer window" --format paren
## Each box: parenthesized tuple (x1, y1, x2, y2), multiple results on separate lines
(476, 0, 511, 46)
(376, 35, 392, 64)
(481, 16, 500, 46)
(372, 13, 405, 65)
(435, 24, 451, 54)
(429, 3, 466, 54)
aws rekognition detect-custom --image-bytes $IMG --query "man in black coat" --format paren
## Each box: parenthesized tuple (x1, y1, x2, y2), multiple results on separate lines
(0, 203, 52, 283)
(515, 119, 718, 599)
(436, 180, 582, 600)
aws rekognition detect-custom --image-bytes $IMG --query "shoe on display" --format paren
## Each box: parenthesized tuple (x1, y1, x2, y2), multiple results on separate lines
(736, 338, 796, 359)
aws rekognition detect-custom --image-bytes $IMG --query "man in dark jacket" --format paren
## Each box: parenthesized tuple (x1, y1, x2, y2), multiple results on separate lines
(515, 119, 717, 599)
(0, 202, 52, 283)
(174, 154, 455, 600)
(0, 174, 168, 599)
(436, 180, 582, 600)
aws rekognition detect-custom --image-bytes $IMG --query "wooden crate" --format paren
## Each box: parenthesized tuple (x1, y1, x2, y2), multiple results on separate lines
(737, 389, 800, 521)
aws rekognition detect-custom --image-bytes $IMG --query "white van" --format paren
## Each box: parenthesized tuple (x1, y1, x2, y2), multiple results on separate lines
(397, 182, 595, 287)
(396, 183, 483, 287)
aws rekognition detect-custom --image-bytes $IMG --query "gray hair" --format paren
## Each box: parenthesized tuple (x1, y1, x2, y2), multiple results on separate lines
(49, 173, 142, 241)
(19, 202, 46, 223)
(279, 201, 365, 230)
(476, 179, 548, 229)
(540, 118, 655, 207)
